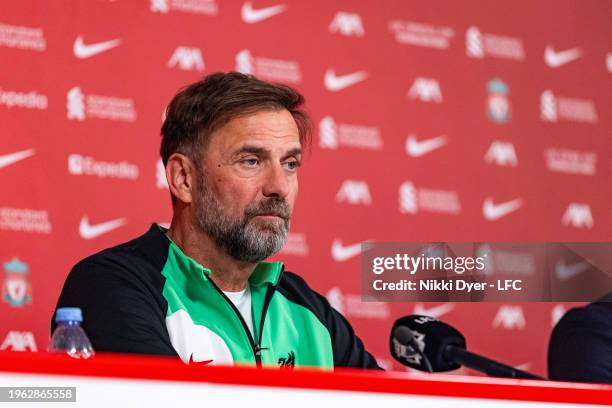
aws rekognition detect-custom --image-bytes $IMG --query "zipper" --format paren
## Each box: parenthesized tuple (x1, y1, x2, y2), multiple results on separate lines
(207, 265, 284, 367)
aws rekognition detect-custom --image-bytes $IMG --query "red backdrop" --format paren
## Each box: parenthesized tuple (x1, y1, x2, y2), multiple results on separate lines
(1, 0, 610, 376)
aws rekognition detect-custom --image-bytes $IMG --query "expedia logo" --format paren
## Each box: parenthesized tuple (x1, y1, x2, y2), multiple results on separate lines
(278, 351, 295, 369)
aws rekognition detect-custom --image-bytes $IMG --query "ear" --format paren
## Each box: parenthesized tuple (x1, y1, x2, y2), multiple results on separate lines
(166, 153, 196, 204)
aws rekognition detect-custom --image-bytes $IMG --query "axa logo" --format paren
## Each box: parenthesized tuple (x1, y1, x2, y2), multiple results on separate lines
(278, 351, 295, 369)
(241, 2, 286, 24)
(408, 77, 442, 103)
(562, 203, 593, 229)
(73, 35, 121, 59)
(329, 12, 364, 37)
(2, 258, 32, 307)
(484, 141, 517, 166)
(0, 331, 37, 351)
(336, 180, 372, 205)
(492, 305, 525, 330)
(168, 47, 205, 72)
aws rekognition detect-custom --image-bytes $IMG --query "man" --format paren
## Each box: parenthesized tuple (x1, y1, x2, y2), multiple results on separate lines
(53, 72, 381, 370)
(548, 293, 612, 384)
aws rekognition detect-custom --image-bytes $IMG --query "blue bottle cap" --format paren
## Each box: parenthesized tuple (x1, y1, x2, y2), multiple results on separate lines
(55, 307, 83, 323)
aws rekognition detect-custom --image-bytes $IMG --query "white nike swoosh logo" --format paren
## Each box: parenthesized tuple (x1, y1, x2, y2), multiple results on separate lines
(79, 216, 126, 240)
(73, 36, 121, 59)
(607, 53, 612, 74)
(414, 303, 455, 319)
(324, 69, 368, 92)
(405, 135, 448, 157)
(331, 239, 364, 262)
(0, 149, 35, 169)
(241, 2, 286, 24)
(555, 260, 590, 281)
(544, 46, 582, 68)
(483, 197, 523, 221)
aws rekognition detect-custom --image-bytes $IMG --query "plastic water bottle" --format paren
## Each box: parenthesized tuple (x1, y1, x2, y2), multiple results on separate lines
(48, 307, 95, 358)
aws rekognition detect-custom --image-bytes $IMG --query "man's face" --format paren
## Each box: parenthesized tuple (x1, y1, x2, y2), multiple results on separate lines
(193, 109, 302, 263)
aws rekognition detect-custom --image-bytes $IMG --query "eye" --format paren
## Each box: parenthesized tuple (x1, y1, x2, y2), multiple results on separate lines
(284, 160, 301, 172)
(241, 158, 260, 168)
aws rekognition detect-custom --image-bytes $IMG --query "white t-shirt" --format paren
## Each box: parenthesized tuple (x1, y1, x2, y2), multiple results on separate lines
(222, 286, 254, 336)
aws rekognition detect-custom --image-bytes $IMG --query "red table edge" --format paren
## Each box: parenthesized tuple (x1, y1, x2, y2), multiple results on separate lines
(0, 351, 610, 405)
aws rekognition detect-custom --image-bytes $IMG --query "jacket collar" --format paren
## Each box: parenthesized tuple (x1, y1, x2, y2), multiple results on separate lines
(151, 223, 283, 287)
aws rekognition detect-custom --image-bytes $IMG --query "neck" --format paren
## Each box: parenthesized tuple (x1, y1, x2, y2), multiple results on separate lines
(165, 213, 256, 292)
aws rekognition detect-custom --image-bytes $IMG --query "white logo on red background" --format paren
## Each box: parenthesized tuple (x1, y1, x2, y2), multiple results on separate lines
(279, 232, 309, 256)
(0, 149, 35, 170)
(0, 207, 51, 234)
(466, 26, 525, 60)
(408, 78, 442, 102)
(79, 216, 127, 240)
(544, 46, 582, 68)
(326, 287, 389, 319)
(319, 116, 382, 150)
(67, 87, 137, 122)
(551, 304, 566, 327)
(68, 154, 139, 180)
(540, 90, 597, 124)
(545, 148, 596, 176)
(329, 12, 364, 37)
(405, 134, 447, 157)
(331, 239, 363, 262)
(73, 36, 121, 59)
(388, 20, 454, 49)
(150, 0, 218, 16)
(484, 141, 517, 166)
(336, 180, 372, 205)
(0, 331, 37, 351)
(492, 305, 525, 330)
(168, 46, 205, 72)
(399, 181, 460, 215)
(561, 203, 593, 229)
(241, 2, 286, 24)
(0, 22, 46, 51)
(414, 303, 455, 318)
(0, 87, 48, 110)
(324, 69, 368, 92)
(483, 197, 522, 221)
(555, 260, 590, 281)
(235, 49, 301, 84)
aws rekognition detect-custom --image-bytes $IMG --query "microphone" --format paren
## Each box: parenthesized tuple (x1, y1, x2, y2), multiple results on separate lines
(392, 326, 434, 372)
(390, 315, 543, 380)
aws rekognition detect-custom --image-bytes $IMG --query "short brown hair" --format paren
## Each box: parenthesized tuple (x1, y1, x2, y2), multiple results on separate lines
(160, 72, 311, 166)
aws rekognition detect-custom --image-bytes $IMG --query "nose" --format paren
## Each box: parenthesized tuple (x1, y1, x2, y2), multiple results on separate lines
(261, 162, 291, 199)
